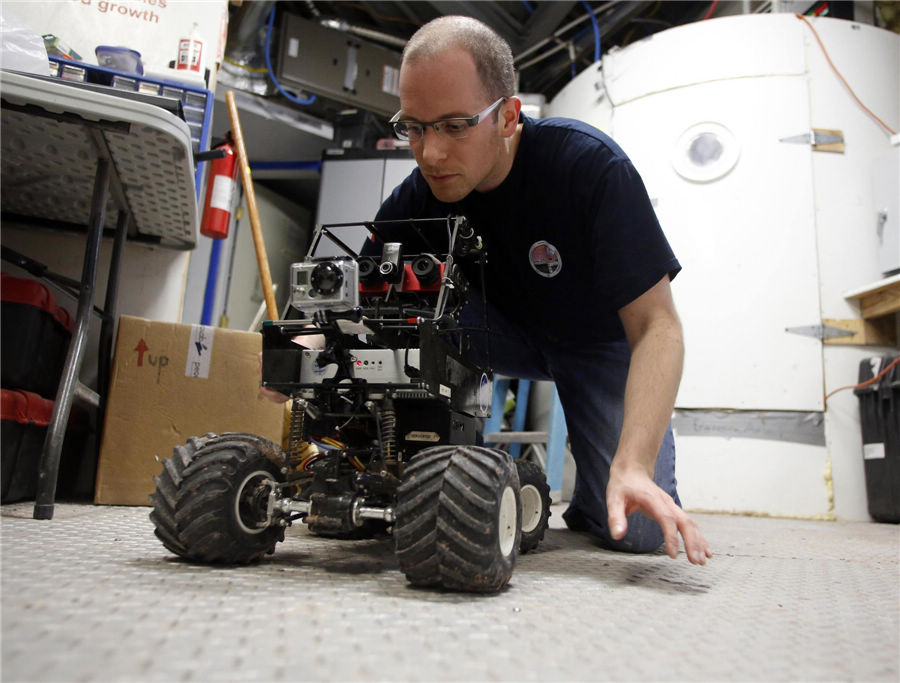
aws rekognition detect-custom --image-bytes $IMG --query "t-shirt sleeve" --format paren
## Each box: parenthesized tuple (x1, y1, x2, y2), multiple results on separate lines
(589, 157, 681, 311)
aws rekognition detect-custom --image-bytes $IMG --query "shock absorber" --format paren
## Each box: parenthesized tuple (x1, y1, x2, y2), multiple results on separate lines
(380, 398, 397, 465)
(287, 397, 307, 467)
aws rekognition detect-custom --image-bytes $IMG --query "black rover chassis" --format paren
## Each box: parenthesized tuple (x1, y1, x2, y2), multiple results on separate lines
(149, 216, 551, 592)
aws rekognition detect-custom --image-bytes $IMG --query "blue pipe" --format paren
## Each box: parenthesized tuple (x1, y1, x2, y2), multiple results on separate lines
(266, 7, 316, 106)
(580, 0, 601, 64)
(200, 238, 222, 326)
(249, 160, 322, 173)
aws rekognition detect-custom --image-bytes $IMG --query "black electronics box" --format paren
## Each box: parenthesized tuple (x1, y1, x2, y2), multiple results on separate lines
(855, 355, 900, 523)
(333, 109, 389, 151)
(1, 272, 73, 399)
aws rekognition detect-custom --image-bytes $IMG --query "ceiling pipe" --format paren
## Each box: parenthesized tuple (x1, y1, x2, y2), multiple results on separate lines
(320, 19, 408, 50)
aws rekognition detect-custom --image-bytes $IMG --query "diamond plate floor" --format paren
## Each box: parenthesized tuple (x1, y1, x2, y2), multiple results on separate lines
(2, 502, 898, 682)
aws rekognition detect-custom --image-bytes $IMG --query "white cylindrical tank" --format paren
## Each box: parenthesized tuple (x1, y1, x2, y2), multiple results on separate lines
(548, 14, 899, 520)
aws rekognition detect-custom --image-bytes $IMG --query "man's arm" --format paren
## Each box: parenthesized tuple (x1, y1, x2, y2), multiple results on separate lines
(608, 275, 712, 565)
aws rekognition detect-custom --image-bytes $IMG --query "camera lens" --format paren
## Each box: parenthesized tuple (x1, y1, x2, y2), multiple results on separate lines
(412, 255, 440, 286)
(357, 257, 381, 285)
(310, 261, 344, 296)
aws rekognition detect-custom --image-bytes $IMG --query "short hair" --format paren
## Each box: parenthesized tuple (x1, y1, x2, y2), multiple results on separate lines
(402, 15, 516, 101)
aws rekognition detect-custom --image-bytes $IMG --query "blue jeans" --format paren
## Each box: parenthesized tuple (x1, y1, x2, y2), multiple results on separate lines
(460, 296, 681, 554)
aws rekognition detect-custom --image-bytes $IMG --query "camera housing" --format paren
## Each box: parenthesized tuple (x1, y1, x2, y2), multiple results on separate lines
(290, 257, 359, 312)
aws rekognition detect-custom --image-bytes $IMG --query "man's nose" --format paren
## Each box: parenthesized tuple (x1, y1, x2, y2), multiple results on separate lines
(419, 127, 448, 165)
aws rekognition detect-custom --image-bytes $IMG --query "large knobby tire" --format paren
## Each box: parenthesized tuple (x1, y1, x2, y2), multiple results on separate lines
(149, 433, 287, 564)
(394, 445, 521, 593)
(515, 459, 551, 553)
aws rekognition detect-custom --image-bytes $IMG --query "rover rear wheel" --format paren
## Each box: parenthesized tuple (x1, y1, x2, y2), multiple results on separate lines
(149, 433, 287, 564)
(515, 459, 552, 553)
(394, 445, 521, 593)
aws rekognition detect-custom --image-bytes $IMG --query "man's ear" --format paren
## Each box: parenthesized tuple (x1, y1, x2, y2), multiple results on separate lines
(500, 96, 522, 137)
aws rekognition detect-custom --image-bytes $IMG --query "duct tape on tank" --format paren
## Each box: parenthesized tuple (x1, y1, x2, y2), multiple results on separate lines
(672, 409, 825, 447)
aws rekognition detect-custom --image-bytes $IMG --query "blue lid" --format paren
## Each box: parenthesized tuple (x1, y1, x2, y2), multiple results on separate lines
(94, 45, 144, 75)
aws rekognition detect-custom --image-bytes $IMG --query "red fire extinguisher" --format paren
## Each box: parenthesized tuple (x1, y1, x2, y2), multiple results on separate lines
(200, 136, 237, 239)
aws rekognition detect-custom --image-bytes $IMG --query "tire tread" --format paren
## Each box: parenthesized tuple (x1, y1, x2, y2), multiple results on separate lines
(394, 445, 520, 593)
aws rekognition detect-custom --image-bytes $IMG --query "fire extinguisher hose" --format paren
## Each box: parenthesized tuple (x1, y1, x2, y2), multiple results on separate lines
(225, 90, 279, 322)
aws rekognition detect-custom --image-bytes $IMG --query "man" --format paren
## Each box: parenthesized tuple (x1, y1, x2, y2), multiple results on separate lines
(374, 15, 711, 565)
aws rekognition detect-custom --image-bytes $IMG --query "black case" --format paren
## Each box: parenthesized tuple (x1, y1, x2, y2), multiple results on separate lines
(855, 355, 900, 523)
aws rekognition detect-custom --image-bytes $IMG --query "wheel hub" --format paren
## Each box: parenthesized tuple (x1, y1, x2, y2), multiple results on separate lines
(520, 483, 543, 534)
(235, 470, 275, 535)
(497, 485, 518, 557)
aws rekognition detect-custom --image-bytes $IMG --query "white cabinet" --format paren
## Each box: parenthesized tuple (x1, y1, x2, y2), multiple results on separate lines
(313, 155, 416, 257)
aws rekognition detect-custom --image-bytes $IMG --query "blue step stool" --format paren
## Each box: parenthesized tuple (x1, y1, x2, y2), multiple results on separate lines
(483, 376, 568, 499)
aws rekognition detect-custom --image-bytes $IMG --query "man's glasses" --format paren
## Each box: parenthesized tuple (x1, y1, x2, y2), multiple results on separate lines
(390, 98, 507, 142)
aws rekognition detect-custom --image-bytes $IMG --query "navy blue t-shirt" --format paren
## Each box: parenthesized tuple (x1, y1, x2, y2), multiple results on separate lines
(374, 115, 680, 345)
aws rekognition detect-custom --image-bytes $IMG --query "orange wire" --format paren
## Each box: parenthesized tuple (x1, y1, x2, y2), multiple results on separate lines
(795, 14, 898, 136)
(825, 355, 900, 403)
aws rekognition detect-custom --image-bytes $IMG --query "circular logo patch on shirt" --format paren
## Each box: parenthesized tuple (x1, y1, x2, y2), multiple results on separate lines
(529, 241, 562, 278)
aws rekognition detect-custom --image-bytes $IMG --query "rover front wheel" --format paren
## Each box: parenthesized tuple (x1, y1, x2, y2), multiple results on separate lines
(149, 433, 287, 564)
(394, 445, 521, 593)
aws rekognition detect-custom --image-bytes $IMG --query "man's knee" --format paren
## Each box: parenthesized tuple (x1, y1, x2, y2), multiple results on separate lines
(563, 504, 664, 555)
(598, 515, 664, 554)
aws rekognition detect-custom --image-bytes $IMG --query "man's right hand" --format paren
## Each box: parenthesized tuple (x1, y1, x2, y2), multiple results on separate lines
(606, 459, 712, 565)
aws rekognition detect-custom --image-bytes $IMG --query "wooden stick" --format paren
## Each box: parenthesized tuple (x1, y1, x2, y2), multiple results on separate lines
(225, 90, 278, 322)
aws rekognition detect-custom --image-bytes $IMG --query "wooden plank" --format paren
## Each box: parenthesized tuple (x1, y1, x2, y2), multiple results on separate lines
(845, 273, 900, 301)
(822, 318, 897, 346)
(859, 287, 900, 318)
(845, 274, 900, 322)
(811, 128, 845, 154)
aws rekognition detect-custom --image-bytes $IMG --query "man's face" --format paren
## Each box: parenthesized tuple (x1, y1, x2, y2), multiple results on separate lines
(398, 48, 509, 203)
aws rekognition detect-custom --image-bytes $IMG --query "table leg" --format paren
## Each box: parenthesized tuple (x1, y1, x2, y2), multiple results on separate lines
(33, 158, 110, 520)
(96, 210, 128, 450)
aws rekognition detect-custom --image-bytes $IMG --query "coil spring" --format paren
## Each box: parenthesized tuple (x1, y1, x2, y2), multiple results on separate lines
(380, 404, 397, 462)
(287, 398, 306, 465)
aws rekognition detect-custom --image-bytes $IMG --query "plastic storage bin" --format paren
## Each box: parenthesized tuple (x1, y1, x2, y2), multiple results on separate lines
(1, 273, 73, 399)
(1, 389, 53, 503)
(854, 355, 900, 523)
(47, 55, 212, 161)
(1, 389, 89, 503)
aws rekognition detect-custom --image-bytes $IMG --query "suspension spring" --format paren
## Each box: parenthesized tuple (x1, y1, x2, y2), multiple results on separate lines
(380, 399, 397, 464)
(287, 397, 307, 466)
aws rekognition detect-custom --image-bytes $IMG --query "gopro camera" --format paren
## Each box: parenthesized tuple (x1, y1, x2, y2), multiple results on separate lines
(290, 257, 359, 312)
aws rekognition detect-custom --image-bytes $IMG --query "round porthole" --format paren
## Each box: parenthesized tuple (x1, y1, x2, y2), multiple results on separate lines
(672, 122, 739, 183)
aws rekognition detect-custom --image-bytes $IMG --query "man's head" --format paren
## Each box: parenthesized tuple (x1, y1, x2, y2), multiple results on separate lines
(396, 16, 522, 203)
(402, 16, 516, 102)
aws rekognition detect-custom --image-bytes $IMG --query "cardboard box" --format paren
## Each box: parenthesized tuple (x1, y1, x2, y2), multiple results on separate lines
(95, 315, 284, 505)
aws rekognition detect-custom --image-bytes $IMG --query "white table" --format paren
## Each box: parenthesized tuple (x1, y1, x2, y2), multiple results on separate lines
(0, 69, 199, 519)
